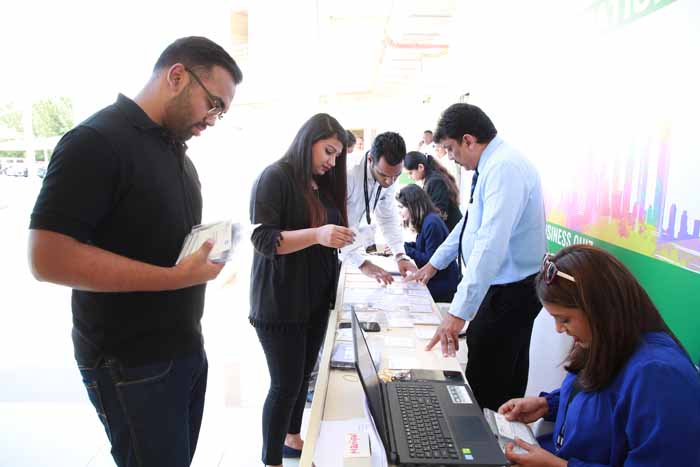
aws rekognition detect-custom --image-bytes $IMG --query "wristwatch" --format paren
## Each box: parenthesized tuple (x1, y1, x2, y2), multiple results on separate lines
(396, 253, 411, 262)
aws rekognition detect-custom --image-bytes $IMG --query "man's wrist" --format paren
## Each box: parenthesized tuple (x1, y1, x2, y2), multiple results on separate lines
(395, 252, 411, 262)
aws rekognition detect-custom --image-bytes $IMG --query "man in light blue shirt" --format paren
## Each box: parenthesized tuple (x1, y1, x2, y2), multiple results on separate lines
(413, 103, 546, 410)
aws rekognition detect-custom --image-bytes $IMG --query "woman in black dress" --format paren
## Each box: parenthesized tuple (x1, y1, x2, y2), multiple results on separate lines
(404, 150, 462, 231)
(249, 113, 355, 467)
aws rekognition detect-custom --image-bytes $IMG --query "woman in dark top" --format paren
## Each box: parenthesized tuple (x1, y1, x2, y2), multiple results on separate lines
(397, 184, 460, 302)
(249, 113, 355, 467)
(404, 150, 462, 231)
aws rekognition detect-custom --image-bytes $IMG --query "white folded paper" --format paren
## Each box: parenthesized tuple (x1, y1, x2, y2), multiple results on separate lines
(176, 220, 243, 264)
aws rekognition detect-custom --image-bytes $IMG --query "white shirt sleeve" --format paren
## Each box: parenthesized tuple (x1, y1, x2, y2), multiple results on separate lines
(374, 183, 405, 257)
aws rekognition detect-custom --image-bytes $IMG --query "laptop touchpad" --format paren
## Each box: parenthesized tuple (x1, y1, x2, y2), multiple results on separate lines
(449, 416, 490, 442)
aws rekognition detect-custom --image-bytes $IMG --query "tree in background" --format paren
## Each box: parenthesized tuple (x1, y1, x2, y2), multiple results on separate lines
(32, 97, 74, 138)
(0, 102, 22, 142)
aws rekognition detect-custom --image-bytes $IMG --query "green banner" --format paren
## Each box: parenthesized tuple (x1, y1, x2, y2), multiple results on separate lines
(586, 0, 678, 29)
(547, 222, 700, 363)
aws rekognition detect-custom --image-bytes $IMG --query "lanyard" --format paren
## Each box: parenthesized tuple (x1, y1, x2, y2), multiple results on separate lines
(556, 380, 581, 450)
(458, 169, 479, 268)
(363, 152, 382, 225)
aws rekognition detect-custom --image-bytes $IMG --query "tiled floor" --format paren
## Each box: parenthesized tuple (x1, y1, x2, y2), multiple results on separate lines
(0, 402, 307, 467)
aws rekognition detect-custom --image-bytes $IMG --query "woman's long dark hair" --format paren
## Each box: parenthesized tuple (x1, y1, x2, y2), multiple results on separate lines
(535, 245, 689, 391)
(404, 151, 459, 207)
(396, 184, 439, 233)
(281, 113, 348, 227)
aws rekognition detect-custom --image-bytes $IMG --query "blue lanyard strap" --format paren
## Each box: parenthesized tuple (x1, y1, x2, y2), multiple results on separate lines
(556, 380, 581, 450)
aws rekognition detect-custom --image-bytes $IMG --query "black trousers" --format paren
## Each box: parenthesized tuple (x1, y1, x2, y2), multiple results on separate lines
(255, 314, 329, 465)
(464, 274, 541, 411)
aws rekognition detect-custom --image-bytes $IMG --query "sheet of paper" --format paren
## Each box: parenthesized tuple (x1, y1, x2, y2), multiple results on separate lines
(336, 328, 353, 342)
(176, 220, 239, 264)
(410, 303, 433, 313)
(407, 288, 430, 296)
(339, 225, 377, 256)
(403, 281, 424, 290)
(343, 288, 387, 304)
(340, 311, 380, 322)
(384, 336, 415, 348)
(409, 295, 432, 305)
(386, 316, 414, 328)
(414, 326, 438, 340)
(386, 356, 420, 369)
(313, 417, 387, 467)
(411, 313, 441, 325)
(386, 288, 405, 295)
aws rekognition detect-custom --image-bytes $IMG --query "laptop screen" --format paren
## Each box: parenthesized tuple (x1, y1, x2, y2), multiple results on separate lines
(352, 311, 390, 449)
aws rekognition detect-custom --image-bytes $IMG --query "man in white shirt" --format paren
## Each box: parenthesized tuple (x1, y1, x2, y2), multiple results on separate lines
(418, 129, 437, 156)
(344, 131, 417, 283)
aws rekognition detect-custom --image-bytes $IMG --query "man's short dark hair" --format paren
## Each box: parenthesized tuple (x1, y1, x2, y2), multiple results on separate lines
(424, 130, 433, 135)
(433, 103, 497, 144)
(346, 130, 357, 147)
(370, 132, 406, 166)
(154, 36, 243, 85)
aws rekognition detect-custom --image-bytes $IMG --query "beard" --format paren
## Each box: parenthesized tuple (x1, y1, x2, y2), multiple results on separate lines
(162, 89, 199, 142)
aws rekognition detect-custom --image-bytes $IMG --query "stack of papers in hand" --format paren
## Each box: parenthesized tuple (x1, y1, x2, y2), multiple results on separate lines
(176, 220, 242, 264)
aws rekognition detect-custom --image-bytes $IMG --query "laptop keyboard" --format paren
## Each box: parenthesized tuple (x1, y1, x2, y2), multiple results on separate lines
(396, 383, 460, 460)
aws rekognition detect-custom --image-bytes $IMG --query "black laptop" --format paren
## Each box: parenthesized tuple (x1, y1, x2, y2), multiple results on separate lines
(351, 311, 507, 466)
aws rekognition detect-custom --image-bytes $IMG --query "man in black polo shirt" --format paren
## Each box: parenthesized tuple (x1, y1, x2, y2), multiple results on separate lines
(28, 37, 242, 467)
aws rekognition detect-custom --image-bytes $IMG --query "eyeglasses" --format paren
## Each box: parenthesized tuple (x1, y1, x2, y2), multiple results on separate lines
(541, 253, 576, 285)
(185, 67, 225, 120)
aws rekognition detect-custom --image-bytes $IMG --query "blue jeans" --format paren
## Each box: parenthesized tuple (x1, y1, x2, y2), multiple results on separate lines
(78, 348, 208, 467)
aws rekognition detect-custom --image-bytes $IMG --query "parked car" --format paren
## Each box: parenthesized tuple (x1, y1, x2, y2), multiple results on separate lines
(4, 159, 29, 177)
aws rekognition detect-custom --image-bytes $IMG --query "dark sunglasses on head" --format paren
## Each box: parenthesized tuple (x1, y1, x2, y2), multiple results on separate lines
(541, 253, 576, 285)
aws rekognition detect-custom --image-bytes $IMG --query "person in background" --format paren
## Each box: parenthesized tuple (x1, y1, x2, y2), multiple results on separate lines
(345, 131, 417, 284)
(345, 129, 362, 167)
(397, 184, 460, 302)
(249, 113, 354, 467)
(346, 129, 356, 154)
(418, 129, 437, 156)
(434, 143, 462, 191)
(404, 150, 463, 231)
(355, 135, 364, 153)
(499, 245, 700, 467)
(413, 103, 546, 411)
(27, 37, 242, 467)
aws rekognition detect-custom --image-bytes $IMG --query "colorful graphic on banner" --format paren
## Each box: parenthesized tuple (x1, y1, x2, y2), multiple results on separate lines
(539, 0, 700, 274)
(545, 122, 700, 273)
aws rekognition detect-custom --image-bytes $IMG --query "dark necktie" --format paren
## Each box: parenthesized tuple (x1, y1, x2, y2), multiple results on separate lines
(458, 169, 479, 268)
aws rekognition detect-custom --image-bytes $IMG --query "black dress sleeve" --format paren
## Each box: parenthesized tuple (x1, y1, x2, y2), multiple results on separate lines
(250, 164, 288, 259)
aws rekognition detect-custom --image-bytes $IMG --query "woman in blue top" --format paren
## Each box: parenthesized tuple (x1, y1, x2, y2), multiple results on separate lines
(397, 184, 460, 302)
(499, 245, 700, 467)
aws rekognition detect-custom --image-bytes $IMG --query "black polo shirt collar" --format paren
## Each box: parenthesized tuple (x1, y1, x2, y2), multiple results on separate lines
(115, 93, 188, 155)
(115, 93, 161, 131)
